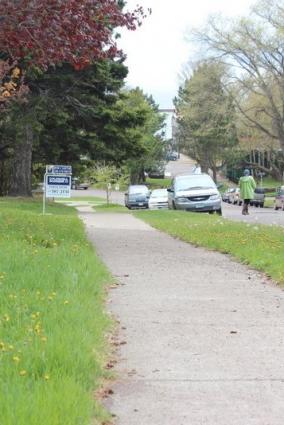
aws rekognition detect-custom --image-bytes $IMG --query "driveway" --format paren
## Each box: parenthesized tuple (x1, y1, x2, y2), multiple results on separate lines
(80, 210, 284, 425)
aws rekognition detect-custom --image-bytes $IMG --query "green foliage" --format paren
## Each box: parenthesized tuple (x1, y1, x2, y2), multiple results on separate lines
(193, 1, 284, 176)
(175, 61, 238, 181)
(85, 164, 127, 203)
(136, 210, 284, 285)
(121, 88, 166, 184)
(146, 177, 171, 189)
(0, 198, 112, 424)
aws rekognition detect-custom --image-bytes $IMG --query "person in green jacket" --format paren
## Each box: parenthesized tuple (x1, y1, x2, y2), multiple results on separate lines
(239, 169, 256, 215)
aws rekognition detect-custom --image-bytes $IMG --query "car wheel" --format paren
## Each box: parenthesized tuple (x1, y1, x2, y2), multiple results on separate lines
(172, 201, 176, 210)
(260, 203, 264, 208)
(216, 209, 222, 215)
(275, 206, 279, 210)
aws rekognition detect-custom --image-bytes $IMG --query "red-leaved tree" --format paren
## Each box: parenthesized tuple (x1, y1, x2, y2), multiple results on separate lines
(0, 0, 144, 69)
(0, 0, 144, 196)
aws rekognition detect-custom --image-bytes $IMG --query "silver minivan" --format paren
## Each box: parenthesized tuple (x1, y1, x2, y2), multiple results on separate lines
(167, 173, 222, 214)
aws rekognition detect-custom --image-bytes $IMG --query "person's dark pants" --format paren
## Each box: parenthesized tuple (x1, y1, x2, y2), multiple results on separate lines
(242, 199, 251, 214)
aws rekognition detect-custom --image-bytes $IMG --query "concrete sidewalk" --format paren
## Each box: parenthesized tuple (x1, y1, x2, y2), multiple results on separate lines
(80, 211, 284, 425)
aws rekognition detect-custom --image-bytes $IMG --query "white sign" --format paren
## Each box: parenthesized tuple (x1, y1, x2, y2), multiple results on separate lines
(46, 165, 72, 175)
(45, 175, 71, 198)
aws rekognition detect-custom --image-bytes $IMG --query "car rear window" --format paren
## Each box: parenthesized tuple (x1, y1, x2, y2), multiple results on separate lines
(129, 186, 149, 194)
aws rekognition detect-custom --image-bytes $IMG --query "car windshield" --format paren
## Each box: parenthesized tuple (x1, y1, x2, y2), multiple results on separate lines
(175, 175, 216, 192)
(150, 189, 167, 198)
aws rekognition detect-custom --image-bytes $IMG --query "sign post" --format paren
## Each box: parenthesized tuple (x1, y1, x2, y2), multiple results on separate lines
(43, 165, 72, 214)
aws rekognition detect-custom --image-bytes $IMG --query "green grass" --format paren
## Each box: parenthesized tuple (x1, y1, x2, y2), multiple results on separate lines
(262, 176, 282, 188)
(146, 178, 171, 189)
(94, 203, 128, 213)
(57, 196, 105, 204)
(135, 210, 284, 285)
(0, 198, 112, 425)
(264, 197, 275, 208)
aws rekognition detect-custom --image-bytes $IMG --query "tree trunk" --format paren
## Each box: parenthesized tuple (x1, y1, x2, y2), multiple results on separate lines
(212, 167, 217, 183)
(8, 124, 33, 197)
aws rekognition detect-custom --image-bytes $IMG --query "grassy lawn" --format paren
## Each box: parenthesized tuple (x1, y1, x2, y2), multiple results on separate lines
(146, 177, 171, 189)
(94, 203, 128, 213)
(264, 197, 275, 208)
(57, 196, 105, 204)
(262, 176, 282, 189)
(135, 210, 284, 285)
(0, 198, 112, 425)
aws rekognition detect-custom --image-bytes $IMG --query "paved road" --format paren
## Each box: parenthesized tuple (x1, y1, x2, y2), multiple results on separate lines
(223, 202, 284, 227)
(165, 153, 195, 177)
(79, 210, 284, 425)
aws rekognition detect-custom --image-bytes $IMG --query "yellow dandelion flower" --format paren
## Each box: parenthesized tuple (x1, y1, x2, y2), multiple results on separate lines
(64, 300, 69, 305)
(0, 342, 5, 350)
(44, 374, 50, 381)
(8, 345, 14, 350)
(3, 314, 10, 322)
(41, 336, 47, 343)
(52, 292, 56, 296)
(12, 356, 20, 363)
(19, 370, 27, 376)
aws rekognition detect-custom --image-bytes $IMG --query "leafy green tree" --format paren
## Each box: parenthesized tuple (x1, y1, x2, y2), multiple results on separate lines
(0, 60, 159, 194)
(175, 61, 238, 182)
(121, 88, 166, 184)
(193, 0, 284, 154)
(85, 164, 123, 204)
(0, 0, 144, 196)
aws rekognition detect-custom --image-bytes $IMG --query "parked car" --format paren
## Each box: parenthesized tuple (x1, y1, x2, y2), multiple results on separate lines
(275, 186, 284, 210)
(147, 164, 166, 179)
(250, 187, 265, 208)
(148, 189, 168, 210)
(167, 173, 222, 214)
(228, 188, 241, 205)
(222, 188, 235, 202)
(124, 185, 150, 209)
(71, 178, 89, 190)
(166, 151, 179, 161)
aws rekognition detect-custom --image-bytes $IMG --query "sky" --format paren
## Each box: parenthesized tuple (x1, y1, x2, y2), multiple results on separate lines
(119, 0, 257, 110)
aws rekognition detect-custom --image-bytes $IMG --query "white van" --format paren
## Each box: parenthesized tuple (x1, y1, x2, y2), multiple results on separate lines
(167, 173, 222, 215)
